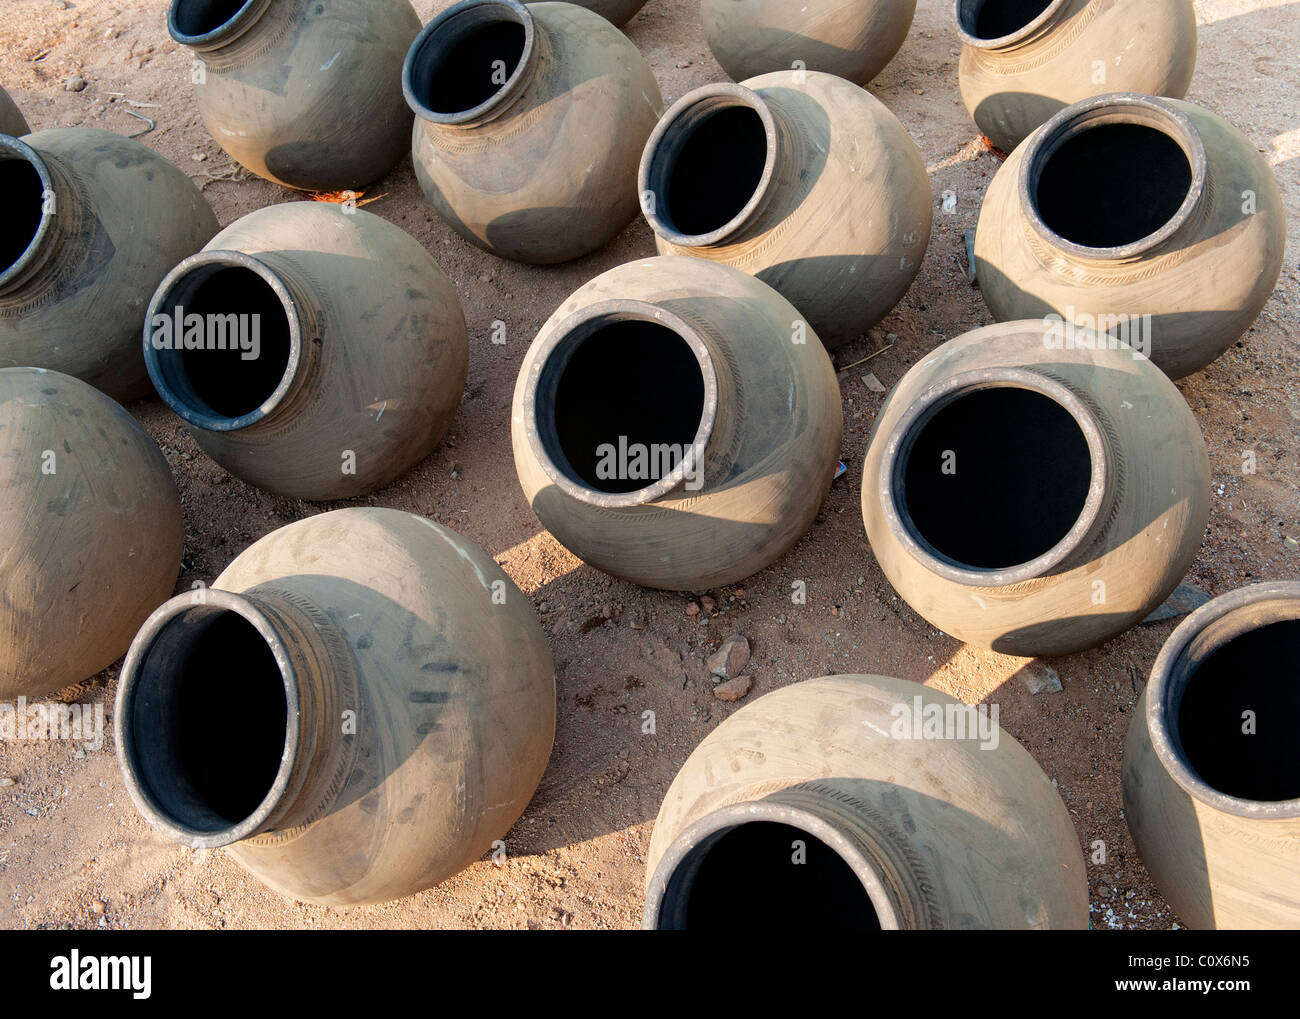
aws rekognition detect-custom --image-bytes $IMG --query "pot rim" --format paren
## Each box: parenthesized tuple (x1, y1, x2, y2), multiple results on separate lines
(1018, 92, 1208, 262)
(520, 295, 719, 509)
(0, 134, 57, 293)
(643, 798, 904, 929)
(638, 81, 780, 249)
(114, 589, 304, 849)
(1144, 581, 1300, 820)
(879, 364, 1111, 588)
(954, 0, 1072, 50)
(402, 0, 537, 126)
(143, 249, 305, 433)
(168, 0, 269, 49)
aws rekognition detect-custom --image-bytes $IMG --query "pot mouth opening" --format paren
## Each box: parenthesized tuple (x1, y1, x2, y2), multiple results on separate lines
(527, 301, 716, 509)
(0, 136, 54, 290)
(145, 252, 300, 432)
(886, 371, 1107, 586)
(1153, 588, 1300, 815)
(169, 0, 262, 46)
(117, 593, 297, 847)
(955, 0, 1068, 49)
(647, 806, 889, 930)
(639, 84, 777, 248)
(403, 0, 534, 125)
(1023, 95, 1206, 260)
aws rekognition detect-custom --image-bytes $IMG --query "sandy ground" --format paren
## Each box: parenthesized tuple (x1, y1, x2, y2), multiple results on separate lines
(0, 0, 1297, 931)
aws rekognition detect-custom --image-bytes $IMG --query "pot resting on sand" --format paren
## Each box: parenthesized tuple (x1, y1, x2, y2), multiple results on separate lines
(115, 508, 556, 907)
(644, 675, 1089, 929)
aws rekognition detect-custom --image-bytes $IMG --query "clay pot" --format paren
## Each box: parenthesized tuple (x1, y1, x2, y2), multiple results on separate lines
(859, 321, 1209, 657)
(639, 73, 930, 349)
(0, 84, 29, 136)
(957, 0, 1197, 152)
(645, 675, 1088, 929)
(0, 130, 219, 402)
(144, 202, 468, 501)
(527, 0, 646, 26)
(511, 255, 842, 591)
(1123, 582, 1300, 929)
(169, 0, 420, 191)
(974, 93, 1285, 380)
(702, 0, 915, 86)
(0, 367, 183, 700)
(404, 0, 663, 264)
(115, 508, 555, 907)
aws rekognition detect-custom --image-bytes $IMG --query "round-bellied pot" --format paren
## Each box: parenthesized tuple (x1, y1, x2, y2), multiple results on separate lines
(169, 0, 421, 191)
(956, 0, 1197, 152)
(644, 675, 1089, 929)
(511, 255, 842, 591)
(115, 508, 555, 907)
(702, 0, 915, 86)
(1123, 582, 1300, 929)
(144, 202, 468, 501)
(526, 0, 647, 26)
(639, 72, 930, 349)
(859, 321, 1210, 657)
(404, 0, 663, 264)
(0, 85, 29, 136)
(0, 130, 218, 402)
(0, 367, 183, 700)
(974, 93, 1285, 380)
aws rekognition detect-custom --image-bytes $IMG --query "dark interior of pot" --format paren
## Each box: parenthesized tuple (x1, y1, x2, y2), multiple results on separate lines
(959, 0, 1055, 39)
(0, 152, 43, 274)
(542, 319, 705, 495)
(150, 264, 293, 421)
(1035, 122, 1193, 249)
(901, 386, 1092, 570)
(411, 7, 527, 114)
(656, 821, 881, 929)
(1176, 619, 1300, 802)
(127, 607, 288, 834)
(171, 0, 251, 38)
(659, 103, 768, 237)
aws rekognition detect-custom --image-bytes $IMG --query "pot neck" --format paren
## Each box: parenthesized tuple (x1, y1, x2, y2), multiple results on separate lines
(644, 782, 938, 929)
(115, 587, 361, 849)
(0, 137, 89, 304)
(144, 249, 324, 434)
(639, 82, 787, 249)
(522, 297, 741, 509)
(168, 0, 279, 54)
(880, 365, 1119, 588)
(955, 0, 1076, 52)
(403, 0, 547, 130)
(1020, 94, 1210, 264)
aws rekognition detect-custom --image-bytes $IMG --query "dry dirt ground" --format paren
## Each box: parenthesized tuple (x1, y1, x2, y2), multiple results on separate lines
(1, 0, 1297, 931)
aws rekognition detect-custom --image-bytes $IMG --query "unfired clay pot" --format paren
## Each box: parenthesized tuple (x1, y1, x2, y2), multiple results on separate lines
(0, 130, 218, 402)
(645, 675, 1089, 929)
(956, 0, 1197, 152)
(1124, 582, 1300, 929)
(974, 93, 1285, 380)
(144, 202, 468, 501)
(0, 85, 29, 136)
(640, 72, 931, 349)
(527, 0, 647, 26)
(702, 0, 916, 86)
(116, 508, 555, 907)
(512, 256, 842, 591)
(405, 0, 663, 264)
(169, 0, 421, 191)
(860, 321, 1210, 657)
(0, 367, 183, 700)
